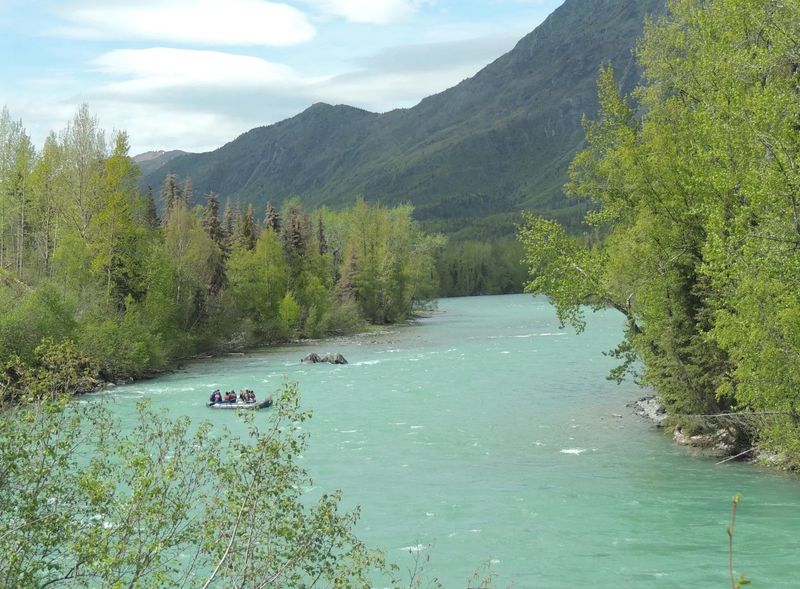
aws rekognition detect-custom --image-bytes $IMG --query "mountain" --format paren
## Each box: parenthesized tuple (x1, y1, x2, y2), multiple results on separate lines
(140, 0, 664, 235)
(133, 150, 189, 178)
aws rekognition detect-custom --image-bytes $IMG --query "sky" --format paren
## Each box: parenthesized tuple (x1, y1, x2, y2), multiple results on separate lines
(0, 0, 565, 154)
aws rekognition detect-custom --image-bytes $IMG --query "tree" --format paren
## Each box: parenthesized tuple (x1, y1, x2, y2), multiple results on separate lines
(265, 201, 280, 232)
(163, 200, 219, 332)
(518, 0, 800, 457)
(327, 199, 442, 324)
(181, 176, 193, 206)
(0, 383, 391, 588)
(27, 133, 62, 279)
(235, 202, 258, 251)
(317, 216, 328, 256)
(282, 202, 307, 259)
(143, 185, 159, 228)
(0, 108, 35, 278)
(227, 228, 289, 341)
(202, 191, 229, 298)
(159, 172, 182, 223)
(223, 197, 235, 241)
(86, 132, 148, 308)
(58, 104, 106, 241)
(202, 192, 226, 248)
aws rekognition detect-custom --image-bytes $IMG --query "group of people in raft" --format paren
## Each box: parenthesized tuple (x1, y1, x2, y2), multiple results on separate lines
(208, 389, 257, 404)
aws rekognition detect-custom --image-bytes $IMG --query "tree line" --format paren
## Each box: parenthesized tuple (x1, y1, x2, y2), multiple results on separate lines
(518, 0, 800, 467)
(0, 105, 444, 396)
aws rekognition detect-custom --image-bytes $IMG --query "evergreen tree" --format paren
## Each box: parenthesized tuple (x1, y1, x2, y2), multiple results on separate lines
(223, 197, 235, 243)
(282, 205, 306, 258)
(181, 177, 193, 207)
(201, 192, 226, 249)
(159, 172, 182, 223)
(265, 201, 280, 232)
(235, 203, 258, 251)
(317, 216, 328, 256)
(0, 104, 443, 385)
(202, 192, 228, 295)
(143, 185, 159, 229)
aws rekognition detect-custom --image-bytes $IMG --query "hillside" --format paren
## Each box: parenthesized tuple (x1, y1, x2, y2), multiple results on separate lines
(133, 150, 188, 178)
(141, 0, 664, 234)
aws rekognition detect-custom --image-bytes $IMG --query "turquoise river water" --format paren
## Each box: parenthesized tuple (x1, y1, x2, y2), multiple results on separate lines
(108, 294, 799, 588)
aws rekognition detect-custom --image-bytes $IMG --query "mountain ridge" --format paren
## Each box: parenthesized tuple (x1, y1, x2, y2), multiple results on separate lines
(140, 0, 665, 233)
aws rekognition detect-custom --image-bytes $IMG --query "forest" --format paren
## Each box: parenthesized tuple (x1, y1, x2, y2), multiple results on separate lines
(519, 0, 800, 467)
(0, 105, 451, 398)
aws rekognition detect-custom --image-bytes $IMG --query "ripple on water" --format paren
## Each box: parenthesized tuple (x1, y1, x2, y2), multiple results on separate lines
(104, 294, 800, 589)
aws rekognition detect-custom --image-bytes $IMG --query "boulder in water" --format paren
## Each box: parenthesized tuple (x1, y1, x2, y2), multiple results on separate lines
(301, 352, 348, 364)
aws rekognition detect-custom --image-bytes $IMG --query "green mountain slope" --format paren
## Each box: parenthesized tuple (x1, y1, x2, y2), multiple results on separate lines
(141, 0, 664, 232)
(133, 149, 188, 179)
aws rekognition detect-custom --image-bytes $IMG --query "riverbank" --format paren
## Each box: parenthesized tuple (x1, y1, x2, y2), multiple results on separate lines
(628, 395, 786, 468)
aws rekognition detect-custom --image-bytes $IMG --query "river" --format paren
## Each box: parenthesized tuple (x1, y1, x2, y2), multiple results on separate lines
(109, 294, 799, 588)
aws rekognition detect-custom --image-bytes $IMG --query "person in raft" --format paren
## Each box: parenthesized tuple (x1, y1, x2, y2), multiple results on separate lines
(209, 390, 222, 404)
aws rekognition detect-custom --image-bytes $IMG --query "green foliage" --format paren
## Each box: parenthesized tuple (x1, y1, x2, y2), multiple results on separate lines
(0, 104, 442, 389)
(518, 0, 800, 460)
(227, 229, 290, 341)
(0, 382, 392, 587)
(0, 283, 76, 363)
(1, 337, 97, 402)
(329, 199, 444, 324)
(517, 215, 614, 332)
(78, 302, 165, 380)
(278, 291, 302, 334)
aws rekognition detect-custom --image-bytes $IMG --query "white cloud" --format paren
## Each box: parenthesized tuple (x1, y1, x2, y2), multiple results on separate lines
(306, 0, 426, 24)
(53, 0, 316, 46)
(82, 48, 317, 151)
(92, 48, 305, 93)
(93, 103, 243, 155)
(316, 64, 478, 110)
(353, 35, 518, 73)
(72, 33, 508, 152)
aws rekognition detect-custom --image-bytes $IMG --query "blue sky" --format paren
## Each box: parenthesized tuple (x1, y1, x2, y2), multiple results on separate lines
(0, 0, 565, 154)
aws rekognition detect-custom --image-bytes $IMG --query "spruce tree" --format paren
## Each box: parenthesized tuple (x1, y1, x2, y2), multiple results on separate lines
(159, 172, 181, 223)
(223, 198, 235, 245)
(181, 177, 193, 207)
(265, 201, 280, 232)
(144, 185, 159, 228)
(235, 203, 258, 251)
(202, 191, 229, 294)
(282, 206, 306, 258)
(202, 192, 226, 250)
(317, 217, 328, 256)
